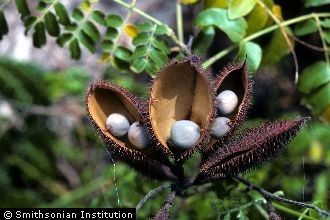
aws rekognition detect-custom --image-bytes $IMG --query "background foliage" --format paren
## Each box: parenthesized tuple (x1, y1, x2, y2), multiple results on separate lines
(0, 0, 329, 219)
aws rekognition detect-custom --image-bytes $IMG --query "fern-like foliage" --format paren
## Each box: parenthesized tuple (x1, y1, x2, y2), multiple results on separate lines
(0, 0, 174, 75)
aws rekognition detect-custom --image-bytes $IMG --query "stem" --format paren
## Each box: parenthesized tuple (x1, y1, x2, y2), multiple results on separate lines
(113, 0, 187, 51)
(273, 203, 319, 220)
(176, 2, 184, 45)
(154, 188, 177, 220)
(27, 0, 58, 34)
(314, 14, 330, 66)
(136, 183, 171, 210)
(257, 0, 299, 84)
(202, 45, 236, 69)
(202, 12, 330, 68)
(234, 175, 330, 217)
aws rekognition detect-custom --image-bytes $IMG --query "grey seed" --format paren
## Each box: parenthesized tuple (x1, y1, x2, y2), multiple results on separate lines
(211, 117, 231, 138)
(128, 122, 150, 149)
(216, 90, 238, 115)
(170, 120, 200, 149)
(106, 113, 130, 137)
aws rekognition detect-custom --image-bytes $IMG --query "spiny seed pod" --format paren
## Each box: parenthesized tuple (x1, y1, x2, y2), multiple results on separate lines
(170, 120, 201, 149)
(204, 61, 253, 155)
(145, 55, 216, 161)
(210, 117, 231, 138)
(197, 117, 309, 182)
(128, 122, 150, 149)
(106, 113, 130, 137)
(216, 90, 238, 115)
(214, 61, 252, 130)
(86, 81, 176, 181)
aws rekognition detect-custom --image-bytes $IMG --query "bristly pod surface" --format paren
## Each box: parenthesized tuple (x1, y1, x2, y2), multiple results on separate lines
(197, 117, 309, 182)
(205, 61, 253, 154)
(86, 81, 177, 181)
(146, 55, 216, 161)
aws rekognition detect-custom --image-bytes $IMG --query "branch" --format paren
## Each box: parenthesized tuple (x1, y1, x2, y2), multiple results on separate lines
(234, 175, 330, 218)
(153, 188, 177, 220)
(136, 183, 171, 210)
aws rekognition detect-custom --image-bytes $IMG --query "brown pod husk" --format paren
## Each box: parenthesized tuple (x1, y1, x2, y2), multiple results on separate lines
(205, 61, 253, 154)
(197, 117, 309, 182)
(86, 81, 176, 180)
(146, 55, 216, 161)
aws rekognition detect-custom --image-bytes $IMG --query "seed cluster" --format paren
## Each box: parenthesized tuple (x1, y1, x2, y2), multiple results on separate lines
(106, 113, 150, 149)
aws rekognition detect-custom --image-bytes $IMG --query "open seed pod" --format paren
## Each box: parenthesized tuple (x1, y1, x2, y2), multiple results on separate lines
(146, 55, 216, 161)
(205, 61, 253, 154)
(214, 61, 253, 130)
(86, 81, 177, 181)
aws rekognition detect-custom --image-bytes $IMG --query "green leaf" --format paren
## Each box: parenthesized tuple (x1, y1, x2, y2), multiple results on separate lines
(195, 8, 247, 43)
(91, 10, 106, 26)
(302, 83, 330, 115)
(149, 49, 167, 69)
(77, 30, 95, 53)
(325, 30, 330, 44)
(131, 58, 148, 73)
(320, 18, 330, 28)
(192, 26, 215, 54)
(14, 0, 30, 20)
(154, 24, 168, 35)
(132, 45, 148, 58)
(44, 12, 60, 37)
(72, 8, 84, 21)
(54, 2, 70, 25)
(36, 1, 47, 11)
(132, 32, 149, 46)
(246, 3, 268, 35)
(294, 19, 318, 36)
(69, 38, 81, 59)
(228, 0, 257, 19)
(262, 29, 292, 65)
(151, 38, 170, 54)
(100, 40, 113, 51)
(23, 16, 36, 34)
(56, 33, 72, 47)
(204, 0, 227, 8)
(32, 22, 46, 48)
(0, 10, 9, 40)
(304, 0, 330, 7)
(105, 27, 118, 40)
(106, 14, 123, 28)
(237, 41, 262, 73)
(137, 22, 153, 32)
(82, 21, 100, 42)
(298, 61, 330, 94)
(114, 46, 132, 61)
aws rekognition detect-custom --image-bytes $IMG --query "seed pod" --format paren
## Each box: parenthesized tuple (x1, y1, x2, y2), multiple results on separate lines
(146, 55, 216, 161)
(86, 81, 177, 181)
(214, 61, 252, 130)
(197, 117, 309, 182)
(204, 61, 253, 155)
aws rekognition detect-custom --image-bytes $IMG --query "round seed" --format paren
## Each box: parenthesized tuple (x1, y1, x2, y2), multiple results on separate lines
(211, 117, 231, 138)
(128, 122, 150, 149)
(170, 120, 201, 149)
(216, 90, 238, 115)
(106, 113, 130, 137)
